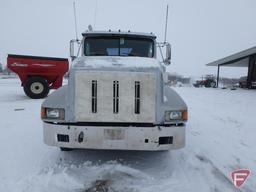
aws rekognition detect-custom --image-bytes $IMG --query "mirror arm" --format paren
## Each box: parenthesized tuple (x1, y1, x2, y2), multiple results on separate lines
(157, 42, 167, 64)
(77, 42, 82, 57)
(159, 46, 165, 63)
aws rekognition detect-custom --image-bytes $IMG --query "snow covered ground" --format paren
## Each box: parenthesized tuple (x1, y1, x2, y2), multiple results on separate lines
(0, 78, 255, 192)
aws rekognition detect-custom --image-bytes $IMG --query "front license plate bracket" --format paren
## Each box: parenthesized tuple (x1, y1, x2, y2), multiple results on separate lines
(104, 129, 125, 140)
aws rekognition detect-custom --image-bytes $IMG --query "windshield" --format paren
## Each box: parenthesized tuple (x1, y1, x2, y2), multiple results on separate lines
(84, 36, 154, 58)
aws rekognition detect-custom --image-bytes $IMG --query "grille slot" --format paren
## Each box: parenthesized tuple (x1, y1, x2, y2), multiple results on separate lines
(113, 81, 119, 114)
(159, 136, 173, 145)
(91, 80, 97, 113)
(135, 81, 141, 114)
(57, 134, 69, 142)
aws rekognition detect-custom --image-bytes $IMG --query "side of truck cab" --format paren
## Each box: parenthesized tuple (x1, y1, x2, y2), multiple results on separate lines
(41, 30, 188, 151)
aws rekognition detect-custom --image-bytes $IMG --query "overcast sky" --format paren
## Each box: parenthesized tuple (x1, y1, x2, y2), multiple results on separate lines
(1, 0, 256, 78)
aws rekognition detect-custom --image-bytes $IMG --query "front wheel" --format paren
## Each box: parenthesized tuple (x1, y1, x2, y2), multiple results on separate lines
(23, 77, 49, 99)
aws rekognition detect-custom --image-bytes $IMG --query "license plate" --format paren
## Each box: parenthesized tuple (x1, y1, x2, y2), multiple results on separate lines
(104, 129, 125, 140)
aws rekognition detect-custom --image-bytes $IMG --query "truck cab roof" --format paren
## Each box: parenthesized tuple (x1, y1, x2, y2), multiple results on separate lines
(82, 30, 156, 39)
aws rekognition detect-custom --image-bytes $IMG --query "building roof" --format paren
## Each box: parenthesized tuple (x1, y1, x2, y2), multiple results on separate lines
(206, 46, 256, 67)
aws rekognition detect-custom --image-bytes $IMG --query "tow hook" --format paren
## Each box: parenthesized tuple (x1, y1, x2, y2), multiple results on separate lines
(78, 131, 84, 143)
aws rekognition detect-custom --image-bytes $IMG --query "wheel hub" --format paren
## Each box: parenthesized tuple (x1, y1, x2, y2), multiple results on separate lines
(30, 82, 44, 94)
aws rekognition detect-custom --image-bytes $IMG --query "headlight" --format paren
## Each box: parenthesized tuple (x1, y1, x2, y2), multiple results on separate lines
(165, 110, 188, 121)
(169, 111, 182, 120)
(46, 109, 60, 118)
(41, 107, 65, 120)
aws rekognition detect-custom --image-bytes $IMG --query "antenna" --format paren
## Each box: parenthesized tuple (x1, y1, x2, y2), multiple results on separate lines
(164, 4, 169, 43)
(93, 0, 98, 29)
(73, 1, 79, 40)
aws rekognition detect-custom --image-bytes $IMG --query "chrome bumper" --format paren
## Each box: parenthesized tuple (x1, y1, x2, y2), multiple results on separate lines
(43, 122, 186, 151)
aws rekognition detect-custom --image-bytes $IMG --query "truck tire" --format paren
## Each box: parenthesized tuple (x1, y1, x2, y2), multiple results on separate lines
(23, 77, 49, 99)
(210, 81, 217, 88)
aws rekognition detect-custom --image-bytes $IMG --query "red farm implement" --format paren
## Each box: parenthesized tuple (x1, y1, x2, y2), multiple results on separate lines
(7, 54, 69, 99)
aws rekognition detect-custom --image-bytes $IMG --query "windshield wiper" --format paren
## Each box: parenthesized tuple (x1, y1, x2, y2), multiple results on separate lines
(127, 53, 141, 57)
(89, 52, 107, 56)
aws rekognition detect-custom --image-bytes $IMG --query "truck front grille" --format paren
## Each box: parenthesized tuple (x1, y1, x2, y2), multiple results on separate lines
(75, 71, 156, 123)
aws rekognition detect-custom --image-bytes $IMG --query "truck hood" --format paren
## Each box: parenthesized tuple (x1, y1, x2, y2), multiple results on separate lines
(72, 56, 162, 70)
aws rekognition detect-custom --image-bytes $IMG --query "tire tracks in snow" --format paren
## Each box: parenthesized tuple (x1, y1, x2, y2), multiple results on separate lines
(195, 154, 253, 192)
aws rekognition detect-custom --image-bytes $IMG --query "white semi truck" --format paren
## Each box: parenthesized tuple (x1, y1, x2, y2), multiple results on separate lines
(41, 30, 188, 151)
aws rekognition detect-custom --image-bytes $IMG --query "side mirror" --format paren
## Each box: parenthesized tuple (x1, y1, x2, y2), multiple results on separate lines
(70, 39, 80, 61)
(164, 43, 171, 65)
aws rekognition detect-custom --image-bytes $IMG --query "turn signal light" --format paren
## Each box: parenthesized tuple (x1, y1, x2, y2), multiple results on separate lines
(182, 110, 188, 121)
(41, 107, 46, 119)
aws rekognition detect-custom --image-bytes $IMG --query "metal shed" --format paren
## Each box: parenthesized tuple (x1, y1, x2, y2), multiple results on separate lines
(206, 46, 256, 88)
